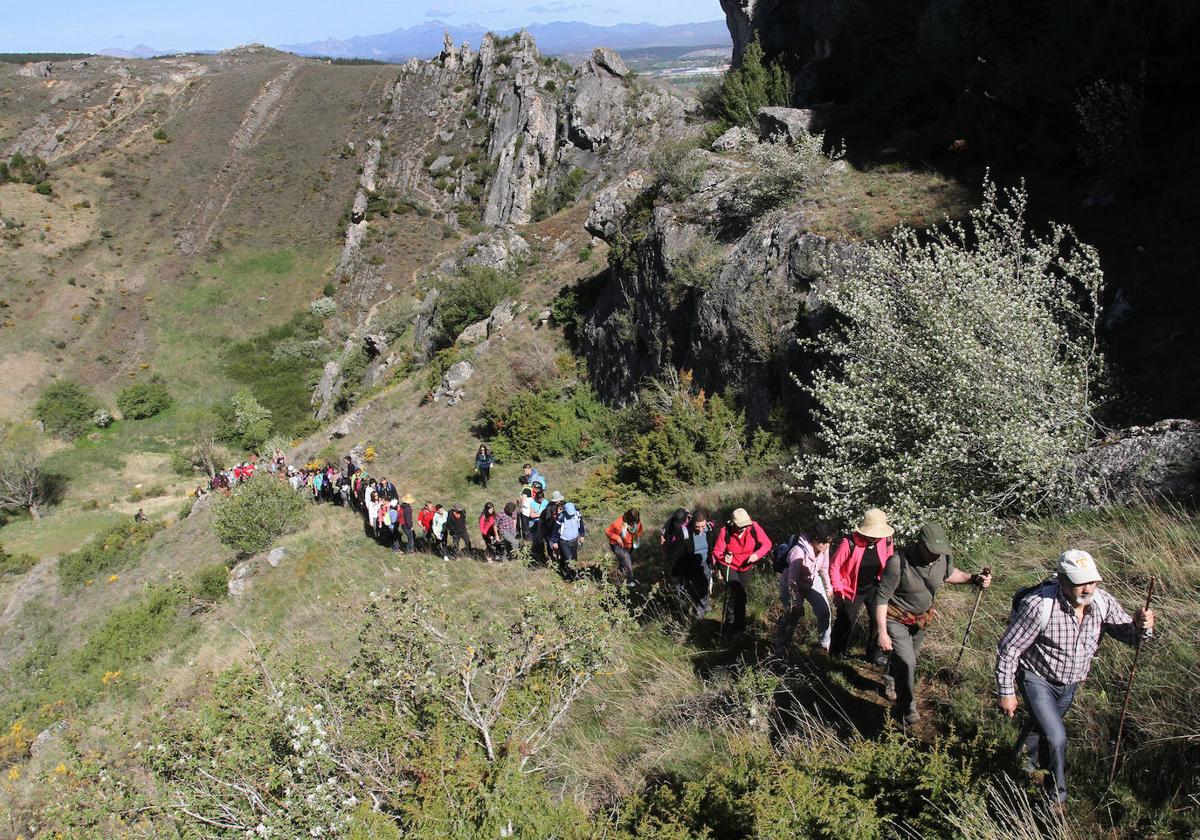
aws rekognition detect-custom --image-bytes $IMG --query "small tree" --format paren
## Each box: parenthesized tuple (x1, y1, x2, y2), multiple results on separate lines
(230, 389, 272, 453)
(710, 39, 793, 128)
(212, 472, 308, 556)
(34, 380, 99, 439)
(0, 423, 47, 519)
(116, 381, 173, 420)
(180, 407, 223, 477)
(790, 180, 1104, 535)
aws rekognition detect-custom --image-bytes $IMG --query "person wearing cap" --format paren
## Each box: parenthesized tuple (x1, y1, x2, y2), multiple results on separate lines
(712, 508, 773, 637)
(875, 523, 991, 725)
(553, 500, 586, 572)
(539, 490, 566, 563)
(829, 508, 896, 666)
(996, 549, 1154, 808)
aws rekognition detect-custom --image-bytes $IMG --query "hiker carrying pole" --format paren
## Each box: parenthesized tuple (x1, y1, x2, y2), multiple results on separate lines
(1109, 577, 1156, 784)
(875, 523, 991, 725)
(995, 550, 1155, 813)
(953, 564, 993, 670)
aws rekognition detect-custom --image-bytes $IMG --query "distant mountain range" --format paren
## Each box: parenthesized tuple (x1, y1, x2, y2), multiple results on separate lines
(98, 44, 163, 59)
(278, 19, 731, 61)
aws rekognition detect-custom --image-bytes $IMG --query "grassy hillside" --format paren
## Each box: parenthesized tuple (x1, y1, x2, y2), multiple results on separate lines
(1, 33, 1197, 840)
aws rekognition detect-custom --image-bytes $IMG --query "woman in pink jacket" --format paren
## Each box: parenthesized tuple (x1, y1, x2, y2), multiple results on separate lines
(773, 520, 837, 657)
(828, 508, 895, 666)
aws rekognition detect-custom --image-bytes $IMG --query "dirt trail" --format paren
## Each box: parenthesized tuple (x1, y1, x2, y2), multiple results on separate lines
(176, 62, 298, 255)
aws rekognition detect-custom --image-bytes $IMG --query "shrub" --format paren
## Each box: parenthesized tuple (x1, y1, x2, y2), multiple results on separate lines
(309, 296, 338, 318)
(430, 265, 518, 350)
(618, 370, 754, 492)
(227, 389, 273, 453)
(224, 310, 325, 440)
(480, 376, 613, 463)
(719, 133, 842, 227)
(0, 543, 37, 576)
(531, 167, 588, 221)
(791, 180, 1104, 536)
(152, 127, 168, 141)
(115, 381, 172, 420)
(34, 181, 52, 196)
(649, 136, 706, 200)
(212, 472, 308, 556)
(57, 520, 164, 588)
(375, 295, 414, 342)
(34, 380, 99, 439)
(706, 38, 793, 128)
(190, 563, 229, 601)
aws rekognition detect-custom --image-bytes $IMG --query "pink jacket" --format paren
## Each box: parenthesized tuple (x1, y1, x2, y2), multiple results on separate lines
(780, 537, 832, 605)
(829, 533, 894, 601)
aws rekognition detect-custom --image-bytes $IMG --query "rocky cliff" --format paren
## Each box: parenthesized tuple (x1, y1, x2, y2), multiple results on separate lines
(579, 123, 850, 425)
(720, 0, 843, 83)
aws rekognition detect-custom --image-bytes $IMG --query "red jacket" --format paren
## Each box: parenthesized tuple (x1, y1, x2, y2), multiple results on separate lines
(828, 533, 895, 601)
(417, 507, 435, 532)
(712, 522, 772, 573)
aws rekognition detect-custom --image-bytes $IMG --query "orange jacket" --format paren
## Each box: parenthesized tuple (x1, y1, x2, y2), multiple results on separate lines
(605, 516, 642, 549)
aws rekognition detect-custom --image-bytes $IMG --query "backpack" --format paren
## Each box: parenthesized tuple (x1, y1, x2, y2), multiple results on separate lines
(1009, 577, 1062, 635)
(771, 534, 801, 574)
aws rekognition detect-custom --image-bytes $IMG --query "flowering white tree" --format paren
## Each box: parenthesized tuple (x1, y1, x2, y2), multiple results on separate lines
(791, 180, 1105, 535)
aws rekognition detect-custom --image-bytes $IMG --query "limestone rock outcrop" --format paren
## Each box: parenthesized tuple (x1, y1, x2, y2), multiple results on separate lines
(1077, 419, 1200, 506)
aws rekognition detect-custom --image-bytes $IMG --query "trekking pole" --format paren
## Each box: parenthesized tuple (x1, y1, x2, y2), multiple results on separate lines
(719, 561, 731, 638)
(953, 567, 991, 670)
(1109, 577, 1155, 784)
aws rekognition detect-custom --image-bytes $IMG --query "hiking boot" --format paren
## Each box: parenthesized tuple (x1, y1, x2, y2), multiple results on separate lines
(881, 676, 897, 702)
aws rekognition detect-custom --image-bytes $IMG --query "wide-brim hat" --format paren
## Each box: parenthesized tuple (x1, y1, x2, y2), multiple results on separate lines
(856, 508, 894, 539)
(452, 503, 465, 513)
(402, 493, 415, 504)
(550, 490, 565, 502)
(730, 508, 752, 529)
(1058, 549, 1102, 584)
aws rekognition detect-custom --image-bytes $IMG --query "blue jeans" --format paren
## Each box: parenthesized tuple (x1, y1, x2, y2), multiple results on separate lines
(1017, 670, 1079, 803)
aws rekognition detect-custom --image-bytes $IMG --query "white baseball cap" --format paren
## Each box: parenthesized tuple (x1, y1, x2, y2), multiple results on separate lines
(1058, 549, 1102, 584)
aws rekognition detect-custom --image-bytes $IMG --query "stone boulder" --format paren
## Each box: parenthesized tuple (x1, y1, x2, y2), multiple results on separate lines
(591, 47, 629, 78)
(312, 359, 345, 421)
(455, 298, 517, 345)
(228, 560, 255, 596)
(712, 126, 757, 151)
(457, 318, 491, 345)
(189, 492, 214, 518)
(757, 106, 829, 142)
(18, 61, 53, 78)
(566, 54, 632, 151)
(1077, 419, 1200, 506)
(585, 173, 644, 239)
(329, 406, 370, 440)
(433, 360, 474, 406)
(267, 547, 286, 568)
(429, 154, 455, 176)
(462, 225, 530, 271)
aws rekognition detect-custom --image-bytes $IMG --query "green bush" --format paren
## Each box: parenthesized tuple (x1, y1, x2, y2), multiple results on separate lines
(34, 181, 52, 196)
(0, 543, 37, 576)
(152, 127, 168, 141)
(34, 380, 100, 439)
(480, 378, 613, 463)
(224, 310, 325, 440)
(532, 166, 588, 221)
(212, 472, 308, 556)
(375, 295, 414, 342)
(792, 180, 1104, 536)
(704, 38, 793, 128)
(115, 381, 172, 420)
(190, 563, 229, 602)
(169, 449, 194, 476)
(57, 519, 164, 588)
(226, 389, 273, 453)
(617, 372, 758, 493)
(430, 265, 518, 351)
(718, 134, 843, 227)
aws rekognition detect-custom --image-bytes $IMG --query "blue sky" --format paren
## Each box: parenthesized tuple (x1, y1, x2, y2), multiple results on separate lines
(0, 0, 721, 52)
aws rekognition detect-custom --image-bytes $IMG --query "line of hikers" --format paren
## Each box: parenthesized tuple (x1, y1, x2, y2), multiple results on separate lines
(206, 449, 1156, 812)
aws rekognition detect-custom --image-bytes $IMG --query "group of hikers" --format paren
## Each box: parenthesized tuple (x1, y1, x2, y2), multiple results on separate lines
(198, 446, 1155, 812)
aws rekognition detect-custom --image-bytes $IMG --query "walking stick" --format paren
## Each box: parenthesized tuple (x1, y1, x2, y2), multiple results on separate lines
(719, 561, 731, 638)
(1109, 577, 1156, 784)
(953, 567, 991, 670)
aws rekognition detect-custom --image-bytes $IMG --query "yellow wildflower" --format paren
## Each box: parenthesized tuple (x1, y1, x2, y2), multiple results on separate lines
(84, 579, 94, 586)
(52, 762, 67, 775)
(107, 574, 118, 583)
(102, 670, 122, 686)
(7, 766, 19, 781)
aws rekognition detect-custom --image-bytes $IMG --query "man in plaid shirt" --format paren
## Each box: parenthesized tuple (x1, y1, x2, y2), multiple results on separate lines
(996, 549, 1155, 808)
